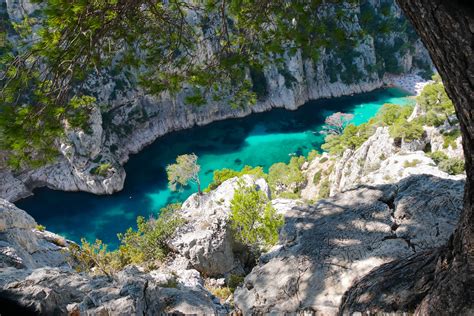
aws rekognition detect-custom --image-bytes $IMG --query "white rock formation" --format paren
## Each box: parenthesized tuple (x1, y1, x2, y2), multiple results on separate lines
(0, 199, 69, 269)
(321, 126, 464, 196)
(0, 0, 433, 202)
(169, 175, 270, 277)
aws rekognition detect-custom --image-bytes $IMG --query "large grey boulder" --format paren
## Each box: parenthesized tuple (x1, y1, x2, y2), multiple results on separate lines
(234, 174, 464, 314)
(0, 199, 69, 269)
(0, 265, 225, 315)
(169, 175, 270, 277)
(328, 127, 464, 196)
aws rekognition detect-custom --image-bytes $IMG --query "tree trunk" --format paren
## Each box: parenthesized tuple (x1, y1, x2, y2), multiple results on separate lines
(397, 2, 474, 313)
(340, 1, 474, 314)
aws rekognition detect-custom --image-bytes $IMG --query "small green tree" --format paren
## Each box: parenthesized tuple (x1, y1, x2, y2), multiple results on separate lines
(68, 239, 116, 278)
(416, 74, 455, 124)
(230, 183, 284, 251)
(166, 154, 202, 194)
(117, 203, 184, 265)
(268, 156, 306, 197)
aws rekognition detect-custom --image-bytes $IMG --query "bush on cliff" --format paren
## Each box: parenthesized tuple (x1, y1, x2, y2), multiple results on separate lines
(205, 165, 266, 192)
(230, 183, 284, 251)
(321, 122, 375, 155)
(268, 156, 306, 197)
(117, 203, 185, 265)
(428, 151, 464, 175)
(69, 203, 184, 274)
(417, 73, 455, 125)
(438, 158, 465, 175)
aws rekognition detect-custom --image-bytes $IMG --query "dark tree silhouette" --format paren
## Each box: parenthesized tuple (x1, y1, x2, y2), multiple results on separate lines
(341, 1, 473, 314)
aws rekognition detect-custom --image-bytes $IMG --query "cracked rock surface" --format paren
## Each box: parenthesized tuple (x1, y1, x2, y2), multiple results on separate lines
(234, 174, 464, 314)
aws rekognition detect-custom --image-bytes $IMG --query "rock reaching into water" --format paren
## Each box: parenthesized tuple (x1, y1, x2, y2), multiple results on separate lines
(0, 199, 69, 270)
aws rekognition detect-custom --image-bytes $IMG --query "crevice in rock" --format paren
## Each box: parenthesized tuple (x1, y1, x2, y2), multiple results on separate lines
(379, 186, 416, 252)
(142, 279, 149, 315)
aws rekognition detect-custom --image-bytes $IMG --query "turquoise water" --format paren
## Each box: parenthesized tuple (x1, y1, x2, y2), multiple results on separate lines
(16, 88, 412, 246)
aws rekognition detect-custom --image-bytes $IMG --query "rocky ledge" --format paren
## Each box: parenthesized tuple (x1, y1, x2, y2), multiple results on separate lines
(234, 174, 463, 314)
(0, 169, 464, 314)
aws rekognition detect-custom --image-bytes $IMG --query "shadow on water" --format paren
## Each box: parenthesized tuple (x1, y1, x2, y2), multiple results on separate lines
(15, 88, 411, 247)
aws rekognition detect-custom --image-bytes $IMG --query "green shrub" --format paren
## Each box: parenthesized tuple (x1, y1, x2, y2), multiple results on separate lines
(307, 150, 320, 162)
(416, 74, 455, 123)
(321, 122, 375, 156)
(403, 159, 421, 168)
(205, 165, 265, 192)
(68, 203, 185, 277)
(313, 171, 322, 185)
(319, 157, 328, 163)
(91, 163, 112, 177)
(389, 119, 424, 142)
(439, 158, 465, 175)
(208, 286, 232, 301)
(318, 179, 330, 199)
(68, 239, 117, 278)
(376, 103, 413, 126)
(228, 274, 245, 291)
(117, 203, 185, 265)
(442, 130, 461, 149)
(268, 157, 305, 196)
(35, 224, 46, 232)
(428, 151, 449, 164)
(423, 110, 445, 127)
(230, 183, 284, 250)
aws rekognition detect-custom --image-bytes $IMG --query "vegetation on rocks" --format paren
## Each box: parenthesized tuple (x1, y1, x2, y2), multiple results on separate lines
(90, 163, 112, 177)
(116, 203, 185, 266)
(429, 151, 464, 175)
(268, 156, 306, 198)
(320, 74, 458, 155)
(69, 203, 184, 275)
(321, 121, 376, 155)
(230, 183, 284, 251)
(416, 74, 455, 124)
(205, 166, 265, 192)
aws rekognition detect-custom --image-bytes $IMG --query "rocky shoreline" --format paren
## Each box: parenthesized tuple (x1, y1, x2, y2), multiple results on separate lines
(0, 148, 465, 314)
(0, 74, 428, 203)
(0, 0, 433, 202)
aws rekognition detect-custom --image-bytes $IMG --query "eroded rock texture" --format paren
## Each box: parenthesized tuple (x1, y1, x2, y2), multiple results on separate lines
(234, 175, 464, 314)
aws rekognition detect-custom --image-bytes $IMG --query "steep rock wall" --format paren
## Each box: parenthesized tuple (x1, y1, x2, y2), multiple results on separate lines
(0, 0, 433, 201)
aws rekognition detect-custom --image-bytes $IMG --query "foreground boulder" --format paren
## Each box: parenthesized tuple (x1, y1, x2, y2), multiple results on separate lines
(234, 174, 464, 314)
(0, 199, 227, 315)
(0, 266, 225, 315)
(0, 199, 69, 269)
(169, 175, 270, 277)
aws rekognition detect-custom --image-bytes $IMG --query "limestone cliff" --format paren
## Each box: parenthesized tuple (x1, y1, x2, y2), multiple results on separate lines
(0, 0, 433, 201)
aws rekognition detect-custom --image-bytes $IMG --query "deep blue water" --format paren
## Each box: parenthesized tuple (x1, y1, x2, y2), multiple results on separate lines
(16, 88, 412, 246)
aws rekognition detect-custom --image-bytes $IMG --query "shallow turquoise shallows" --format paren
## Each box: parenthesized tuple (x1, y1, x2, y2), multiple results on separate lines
(16, 88, 412, 247)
